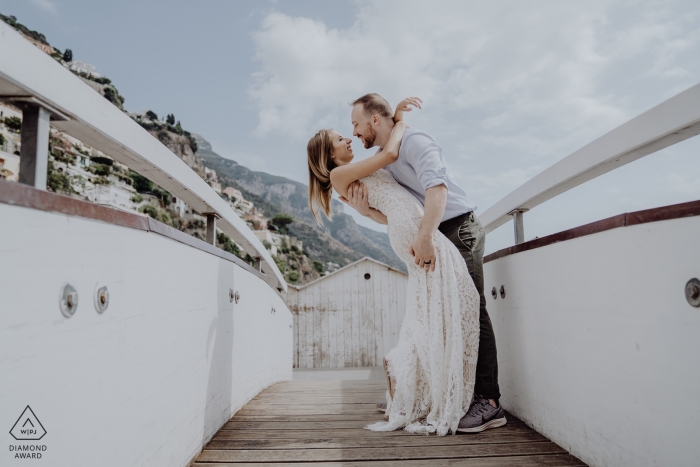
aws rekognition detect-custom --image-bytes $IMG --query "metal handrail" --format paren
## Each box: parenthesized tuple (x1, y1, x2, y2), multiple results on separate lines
(0, 23, 286, 292)
(479, 82, 700, 243)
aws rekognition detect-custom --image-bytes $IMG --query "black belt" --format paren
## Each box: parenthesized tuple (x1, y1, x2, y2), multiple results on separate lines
(438, 211, 473, 233)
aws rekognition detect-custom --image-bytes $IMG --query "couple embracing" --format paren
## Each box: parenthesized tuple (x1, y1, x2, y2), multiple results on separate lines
(307, 93, 504, 436)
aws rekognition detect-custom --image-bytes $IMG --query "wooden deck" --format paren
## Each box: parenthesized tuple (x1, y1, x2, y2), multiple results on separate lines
(193, 379, 587, 466)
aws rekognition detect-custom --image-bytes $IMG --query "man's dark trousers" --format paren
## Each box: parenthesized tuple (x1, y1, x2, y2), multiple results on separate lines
(438, 211, 500, 401)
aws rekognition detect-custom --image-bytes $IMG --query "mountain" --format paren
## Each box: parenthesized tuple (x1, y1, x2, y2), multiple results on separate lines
(194, 135, 406, 272)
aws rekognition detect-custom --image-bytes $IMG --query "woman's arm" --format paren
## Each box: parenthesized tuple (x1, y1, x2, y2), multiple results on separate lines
(393, 97, 422, 123)
(330, 121, 407, 198)
(340, 181, 388, 225)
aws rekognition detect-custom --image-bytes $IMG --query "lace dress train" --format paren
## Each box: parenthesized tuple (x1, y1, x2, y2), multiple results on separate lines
(360, 170, 481, 436)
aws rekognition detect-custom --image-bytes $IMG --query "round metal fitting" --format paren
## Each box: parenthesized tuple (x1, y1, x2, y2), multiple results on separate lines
(94, 284, 109, 313)
(60, 284, 78, 317)
(491, 287, 497, 299)
(686, 278, 700, 307)
(229, 288, 234, 303)
(500, 285, 506, 299)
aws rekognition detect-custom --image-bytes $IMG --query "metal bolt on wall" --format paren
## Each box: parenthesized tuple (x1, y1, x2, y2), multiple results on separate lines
(94, 284, 109, 313)
(60, 284, 78, 317)
(686, 278, 700, 307)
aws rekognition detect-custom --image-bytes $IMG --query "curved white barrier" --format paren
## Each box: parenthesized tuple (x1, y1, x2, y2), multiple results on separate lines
(479, 83, 700, 235)
(0, 199, 293, 466)
(484, 213, 700, 467)
(0, 22, 285, 291)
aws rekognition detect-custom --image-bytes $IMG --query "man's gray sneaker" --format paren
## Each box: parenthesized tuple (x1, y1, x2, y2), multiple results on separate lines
(376, 401, 387, 413)
(456, 398, 507, 433)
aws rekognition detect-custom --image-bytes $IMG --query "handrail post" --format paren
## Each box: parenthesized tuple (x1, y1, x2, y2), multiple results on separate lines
(205, 213, 217, 245)
(509, 208, 529, 245)
(18, 105, 51, 190)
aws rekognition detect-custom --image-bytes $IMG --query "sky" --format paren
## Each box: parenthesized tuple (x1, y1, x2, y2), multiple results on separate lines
(3, 0, 700, 254)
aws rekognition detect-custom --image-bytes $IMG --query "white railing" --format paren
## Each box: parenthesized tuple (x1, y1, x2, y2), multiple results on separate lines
(0, 22, 286, 292)
(479, 82, 700, 243)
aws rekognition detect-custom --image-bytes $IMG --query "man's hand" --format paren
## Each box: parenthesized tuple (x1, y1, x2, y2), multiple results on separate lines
(339, 181, 371, 216)
(409, 185, 447, 273)
(409, 234, 436, 272)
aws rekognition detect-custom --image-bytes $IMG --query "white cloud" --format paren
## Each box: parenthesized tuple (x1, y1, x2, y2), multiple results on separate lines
(31, 0, 58, 16)
(247, 0, 700, 241)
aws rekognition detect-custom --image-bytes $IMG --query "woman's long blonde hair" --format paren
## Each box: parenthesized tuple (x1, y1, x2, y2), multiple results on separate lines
(307, 129, 336, 225)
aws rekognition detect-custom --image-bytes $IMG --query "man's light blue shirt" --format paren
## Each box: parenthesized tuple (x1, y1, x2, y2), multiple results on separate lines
(384, 127, 476, 223)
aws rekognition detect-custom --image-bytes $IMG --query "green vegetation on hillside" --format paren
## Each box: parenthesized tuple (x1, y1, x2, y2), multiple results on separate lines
(0, 13, 48, 45)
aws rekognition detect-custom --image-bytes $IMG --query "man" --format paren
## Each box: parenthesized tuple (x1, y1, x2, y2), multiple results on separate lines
(343, 93, 504, 432)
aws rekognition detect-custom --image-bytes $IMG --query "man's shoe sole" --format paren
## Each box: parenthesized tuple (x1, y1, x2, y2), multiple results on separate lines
(377, 407, 386, 413)
(456, 416, 507, 433)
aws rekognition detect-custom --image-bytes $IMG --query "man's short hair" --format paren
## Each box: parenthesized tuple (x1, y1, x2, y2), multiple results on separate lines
(351, 93, 393, 119)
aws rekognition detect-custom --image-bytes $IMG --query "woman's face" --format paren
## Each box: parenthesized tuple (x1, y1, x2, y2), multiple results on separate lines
(329, 130, 354, 166)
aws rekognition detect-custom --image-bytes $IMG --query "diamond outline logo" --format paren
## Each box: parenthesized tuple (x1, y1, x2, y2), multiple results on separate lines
(10, 406, 46, 440)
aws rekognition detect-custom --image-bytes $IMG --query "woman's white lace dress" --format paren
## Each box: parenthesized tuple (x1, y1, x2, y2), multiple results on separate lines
(361, 169, 481, 436)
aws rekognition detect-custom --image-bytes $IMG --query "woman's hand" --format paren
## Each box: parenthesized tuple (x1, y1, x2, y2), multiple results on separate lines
(394, 97, 423, 122)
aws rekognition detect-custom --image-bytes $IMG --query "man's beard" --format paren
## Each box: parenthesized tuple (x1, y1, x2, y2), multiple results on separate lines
(362, 125, 376, 149)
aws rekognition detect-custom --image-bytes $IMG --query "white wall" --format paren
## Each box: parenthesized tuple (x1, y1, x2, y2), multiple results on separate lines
(288, 259, 407, 369)
(0, 203, 292, 467)
(484, 216, 700, 467)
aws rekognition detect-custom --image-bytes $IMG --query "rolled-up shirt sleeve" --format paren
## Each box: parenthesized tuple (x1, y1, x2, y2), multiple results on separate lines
(403, 133, 448, 190)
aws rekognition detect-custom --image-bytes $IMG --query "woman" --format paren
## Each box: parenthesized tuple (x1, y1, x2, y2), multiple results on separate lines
(306, 99, 481, 436)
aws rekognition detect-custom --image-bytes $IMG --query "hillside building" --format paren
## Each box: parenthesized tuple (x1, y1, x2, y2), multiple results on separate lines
(0, 151, 19, 181)
(222, 186, 241, 201)
(24, 36, 54, 55)
(69, 60, 101, 78)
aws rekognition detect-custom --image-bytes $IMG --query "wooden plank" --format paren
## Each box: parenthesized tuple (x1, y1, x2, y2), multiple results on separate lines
(330, 306, 338, 369)
(351, 264, 361, 367)
(242, 401, 385, 408)
(370, 260, 379, 366)
(343, 271, 353, 367)
(234, 408, 385, 416)
(224, 418, 525, 431)
(256, 382, 386, 389)
(225, 415, 389, 423)
(197, 378, 586, 467)
(216, 423, 531, 441)
(363, 261, 373, 366)
(368, 261, 377, 366)
(237, 403, 382, 410)
(196, 441, 567, 462)
(335, 285, 345, 368)
(297, 289, 308, 369)
(193, 454, 587, 467)
(320, 283, 329, 368)
(208, 431, 548, 449)
(378, 266, 394, 360)
(253, 389, 385, 396)
(249, 387, 386, 394)
(313, 284, 323, 368)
